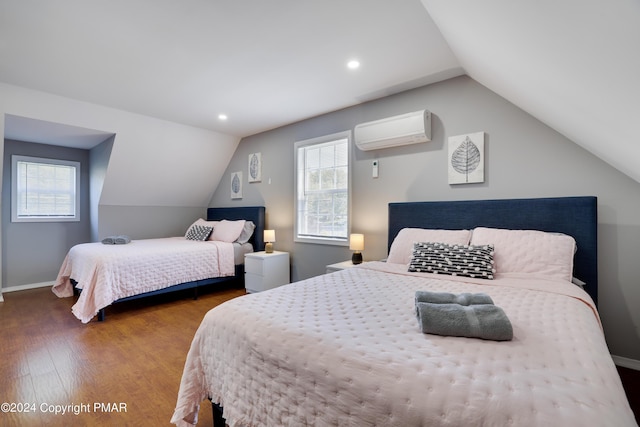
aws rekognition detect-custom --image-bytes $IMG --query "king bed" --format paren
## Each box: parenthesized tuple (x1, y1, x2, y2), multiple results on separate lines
(171, 197, 636, 426)
(53, 206, 265, 323)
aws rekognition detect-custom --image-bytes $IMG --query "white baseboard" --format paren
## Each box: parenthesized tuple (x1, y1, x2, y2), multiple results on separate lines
(612, 355, 640, 371)
(2, 281, 54, 293)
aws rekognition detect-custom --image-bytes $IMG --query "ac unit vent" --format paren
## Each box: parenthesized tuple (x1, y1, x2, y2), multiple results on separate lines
(354, 110, 431, 151)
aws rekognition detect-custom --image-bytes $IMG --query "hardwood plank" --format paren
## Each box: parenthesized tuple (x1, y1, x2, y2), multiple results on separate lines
(0, 286, 244, 426)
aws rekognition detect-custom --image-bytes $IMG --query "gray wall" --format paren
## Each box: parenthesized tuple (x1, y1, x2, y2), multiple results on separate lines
(96, 205, 207, 240)
(1, 139, 91, 287)
(90, 135, 210, 242)
(89, 136, 114, 242)
(0, 136, 207, 290)
(209, 75, 640, 362)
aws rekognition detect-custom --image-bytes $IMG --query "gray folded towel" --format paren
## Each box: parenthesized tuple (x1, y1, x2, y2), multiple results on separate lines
(114, 235, 131, 244)
(416, 302, 513, 341)
(101, 236, 115, 245)
(415, 290, 494, 306)
(101, 235, 131, 245)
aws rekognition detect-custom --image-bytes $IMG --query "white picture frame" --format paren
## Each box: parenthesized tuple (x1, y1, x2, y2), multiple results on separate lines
(230, 171, 243, 199)
(248, 152, 262, 183)
(448, 132, 485, 184)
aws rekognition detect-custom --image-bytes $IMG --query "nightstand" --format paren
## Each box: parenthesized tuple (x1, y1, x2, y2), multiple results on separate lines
(244, 251, 290, 293)
(326, 260, 362, 273)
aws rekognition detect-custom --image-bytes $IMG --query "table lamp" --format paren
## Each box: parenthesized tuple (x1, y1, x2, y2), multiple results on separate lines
(264, 229, 276, 253)
(349, 233, 364, 264)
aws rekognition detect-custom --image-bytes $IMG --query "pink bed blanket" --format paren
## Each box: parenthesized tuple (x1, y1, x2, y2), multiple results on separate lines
(52, 237, 235, 323)
(171, 261, 636, 427)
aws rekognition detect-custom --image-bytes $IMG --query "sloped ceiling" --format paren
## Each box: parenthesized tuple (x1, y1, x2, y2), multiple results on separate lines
(1, 0, 638, 183)
(422, 0, 640, 184)
(4, 114, 114, 149)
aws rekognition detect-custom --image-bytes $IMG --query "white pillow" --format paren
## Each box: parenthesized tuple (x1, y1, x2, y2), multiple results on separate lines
(210, 219, 246, 243)
(387, 228, 472, 264)
(236, 221, 256, 244)
(470, 227, 576, 281)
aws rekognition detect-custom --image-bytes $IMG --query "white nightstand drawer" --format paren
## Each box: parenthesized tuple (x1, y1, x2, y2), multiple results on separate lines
(245, 272, 269, 293)
(244, 251, 290, 293)
(244, 256, 264, 275)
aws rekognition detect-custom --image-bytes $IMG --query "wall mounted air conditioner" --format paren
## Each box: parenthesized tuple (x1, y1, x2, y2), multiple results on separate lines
(354, 110, 431, 151)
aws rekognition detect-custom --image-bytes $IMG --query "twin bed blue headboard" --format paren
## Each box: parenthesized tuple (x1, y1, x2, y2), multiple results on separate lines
(207, 206, 266, 252)
(388, 197, 598, 304)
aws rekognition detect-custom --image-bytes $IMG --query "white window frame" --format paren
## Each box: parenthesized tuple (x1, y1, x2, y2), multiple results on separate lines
(11, 155, 81, 223)
(294, 130, 352, 246)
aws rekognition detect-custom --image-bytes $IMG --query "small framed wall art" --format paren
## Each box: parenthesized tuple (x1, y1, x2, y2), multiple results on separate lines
(248, 152, 262, 183)
(448, 132, 485, 184)
(230, 171, 243, 199)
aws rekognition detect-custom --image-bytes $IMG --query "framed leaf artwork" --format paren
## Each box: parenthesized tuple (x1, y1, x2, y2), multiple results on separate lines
(248, 152, 262, 183)
(230, 171, 242, 199)
(448, 132, 484, 184)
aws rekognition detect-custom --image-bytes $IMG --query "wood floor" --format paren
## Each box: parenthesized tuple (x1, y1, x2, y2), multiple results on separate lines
(1, 286, 639, 426)
(0, 285, 245, 427)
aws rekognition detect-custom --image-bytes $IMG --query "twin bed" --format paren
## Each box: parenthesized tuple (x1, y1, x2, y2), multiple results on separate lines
(52, 206, 265, 323)
(171, 197, 636, 426)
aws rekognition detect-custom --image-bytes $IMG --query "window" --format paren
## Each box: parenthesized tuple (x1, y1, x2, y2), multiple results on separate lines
(294, 131, 351, 245)
(11, 155, 81, 222)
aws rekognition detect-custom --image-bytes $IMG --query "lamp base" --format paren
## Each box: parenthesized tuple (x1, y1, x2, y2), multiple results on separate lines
(265, 242, 274, 254)
(352, 251, 363, 265)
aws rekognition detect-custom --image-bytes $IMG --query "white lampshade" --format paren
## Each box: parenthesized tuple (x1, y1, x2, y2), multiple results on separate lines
(349, 233, 364, 251)
(264, 229, 276, 243)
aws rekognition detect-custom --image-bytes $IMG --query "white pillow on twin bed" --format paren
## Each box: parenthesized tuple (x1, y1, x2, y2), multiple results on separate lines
(387, 228, 472, 265)
(470, 227, 576, 282)
(210, 219, 247, 243)
(235, 221, 256, 244)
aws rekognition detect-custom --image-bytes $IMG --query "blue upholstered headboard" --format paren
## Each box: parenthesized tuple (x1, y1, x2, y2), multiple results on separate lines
(388, 197, 598, 304)
(207, 206, 266, 252)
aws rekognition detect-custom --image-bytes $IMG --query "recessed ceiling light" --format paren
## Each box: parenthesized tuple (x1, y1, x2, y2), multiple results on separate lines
(218, 114, 228, 121)
(347, 60, 360, 70)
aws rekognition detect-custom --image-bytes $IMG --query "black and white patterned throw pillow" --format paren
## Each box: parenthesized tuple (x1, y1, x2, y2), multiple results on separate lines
(409, 242, 495, 279)
(185, 224, 213, 241)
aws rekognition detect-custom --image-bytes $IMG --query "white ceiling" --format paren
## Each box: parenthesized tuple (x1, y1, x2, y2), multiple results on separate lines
(1, 0, 638, 182)
(0, 0, 461, 138)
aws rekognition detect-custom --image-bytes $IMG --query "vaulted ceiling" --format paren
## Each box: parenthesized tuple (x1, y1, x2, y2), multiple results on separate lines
(1, 0, 638, 182)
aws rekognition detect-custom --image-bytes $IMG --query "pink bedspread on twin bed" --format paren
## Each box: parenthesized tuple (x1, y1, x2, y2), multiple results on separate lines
(171, 261, 636, 427)
(52, 237, 235, 323)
